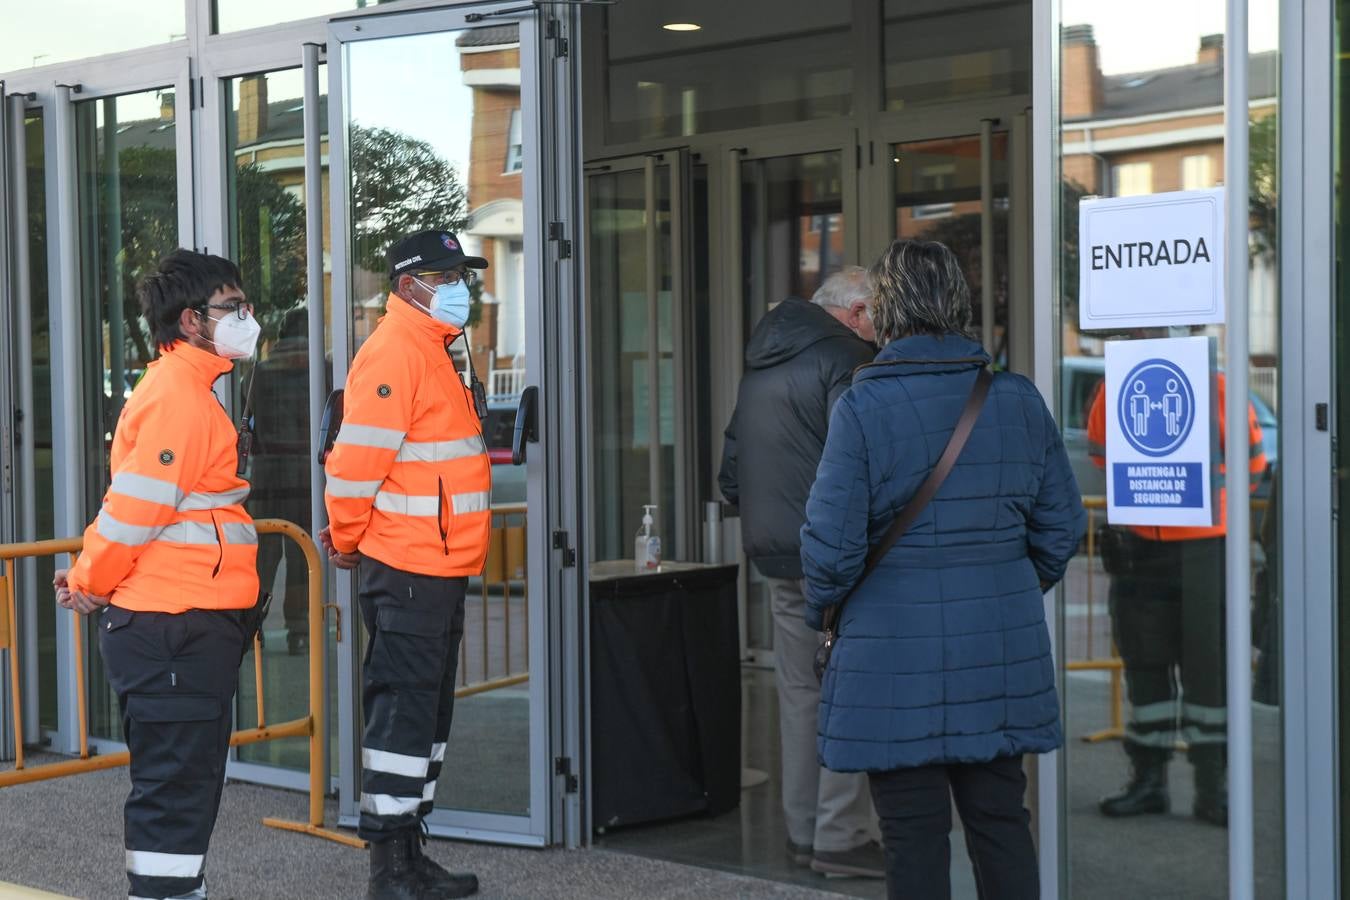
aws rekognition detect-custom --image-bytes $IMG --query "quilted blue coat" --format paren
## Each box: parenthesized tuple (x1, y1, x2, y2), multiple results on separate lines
(800, 334, 1086, 773)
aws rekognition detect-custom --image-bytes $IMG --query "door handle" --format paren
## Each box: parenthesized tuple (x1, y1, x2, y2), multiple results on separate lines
(513, 385, 539, 465)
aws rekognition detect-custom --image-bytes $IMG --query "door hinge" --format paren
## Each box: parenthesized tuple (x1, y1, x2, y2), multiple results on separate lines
(546, 18, 569, 57)
(548, 221, 572, 260)
(552, 530, 576, 567)
(554, 756, 579, 793)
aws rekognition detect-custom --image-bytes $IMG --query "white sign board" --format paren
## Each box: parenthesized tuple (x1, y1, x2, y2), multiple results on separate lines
(1079, 188, 1225, 331)
(1104, 337, 1215, 527)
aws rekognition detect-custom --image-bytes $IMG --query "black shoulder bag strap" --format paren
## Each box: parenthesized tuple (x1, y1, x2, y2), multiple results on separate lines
(814, 367, 994, 681)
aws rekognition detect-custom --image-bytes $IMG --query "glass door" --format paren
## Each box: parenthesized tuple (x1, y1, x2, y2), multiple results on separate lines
(732, 140, 855, 666)
(881, 126, 1015, 368)
(60, 69, 195, 746)
(328, 6, 550, 844)
(584, 151, 709, 571)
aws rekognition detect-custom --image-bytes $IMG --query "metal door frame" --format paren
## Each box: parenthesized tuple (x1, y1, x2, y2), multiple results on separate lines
(1282, 0, 1337, 895)
(326, 3, 556, 846)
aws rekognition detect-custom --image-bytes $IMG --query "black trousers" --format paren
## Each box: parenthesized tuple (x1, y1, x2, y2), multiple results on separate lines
(99, 605, 247, 900)
(357, 558, 467, 842)
(868, 756, 1038, 900)
(1108, 536, 1226, 767)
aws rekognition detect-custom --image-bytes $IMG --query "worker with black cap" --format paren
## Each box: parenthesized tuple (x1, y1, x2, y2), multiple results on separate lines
(321, 230, 491, 899)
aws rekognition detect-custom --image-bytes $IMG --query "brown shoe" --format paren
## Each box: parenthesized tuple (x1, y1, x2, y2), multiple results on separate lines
(786, 838, 813, 868)
(810, 841, 885, 879)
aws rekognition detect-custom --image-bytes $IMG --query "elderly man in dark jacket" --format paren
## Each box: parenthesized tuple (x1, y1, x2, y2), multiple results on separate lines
(719, 267, 882, 877)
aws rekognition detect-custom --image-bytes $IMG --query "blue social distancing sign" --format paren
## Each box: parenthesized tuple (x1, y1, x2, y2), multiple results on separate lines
(1104, 337, 1216, 527)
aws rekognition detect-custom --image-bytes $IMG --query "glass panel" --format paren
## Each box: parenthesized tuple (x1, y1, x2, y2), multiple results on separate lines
(212, 0, 411, 34)
(1057, 7, 1282, 895)
(883, 0, 1031, 111)
(602, 2, 851, 145)
(738, 151, 843, 655)
(893, 133, 1009, 365)
(221, 68, 332, 770)
(21, 110, 57, 733)
(74, 88, 181, 742)
(586, 167, 679, 563)
(0, 2, 186, 75)
(343, 25, 531, 817)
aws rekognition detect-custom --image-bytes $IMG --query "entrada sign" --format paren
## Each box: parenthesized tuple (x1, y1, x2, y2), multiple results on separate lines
(1079, 188, 1225, 331)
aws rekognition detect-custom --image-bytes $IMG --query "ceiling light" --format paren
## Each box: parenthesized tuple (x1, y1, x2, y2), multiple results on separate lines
(663, 22, 701, 32)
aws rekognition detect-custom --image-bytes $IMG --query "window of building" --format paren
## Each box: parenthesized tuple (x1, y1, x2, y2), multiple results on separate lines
(505, 109, 523, 174)
(1182, 153, 1214, 190)
(1112, 161, 1153, 197)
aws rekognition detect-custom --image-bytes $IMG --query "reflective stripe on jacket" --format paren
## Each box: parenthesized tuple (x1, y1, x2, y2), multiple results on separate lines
(68, 342, 259, 613)
(1087, 372, 1266, 541)
(324, 295, 492, 577)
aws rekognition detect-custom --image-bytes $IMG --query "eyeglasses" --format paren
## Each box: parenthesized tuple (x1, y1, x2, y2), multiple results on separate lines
(201, 299, 254, 320)
(416, 269, 478, 288)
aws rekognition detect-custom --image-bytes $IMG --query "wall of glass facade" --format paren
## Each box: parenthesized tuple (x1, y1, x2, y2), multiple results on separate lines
(0, 0, 1338, 893)
(1053, 2, 1283, 895)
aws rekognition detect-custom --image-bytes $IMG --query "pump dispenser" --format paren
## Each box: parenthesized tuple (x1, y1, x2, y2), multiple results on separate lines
(635, 504, 662, 572)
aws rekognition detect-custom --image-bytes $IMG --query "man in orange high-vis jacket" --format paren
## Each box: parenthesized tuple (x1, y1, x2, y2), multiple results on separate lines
(321, 230, 490, 900)
(54, 250, 261, 900)
(1086, 372, 1266, 828)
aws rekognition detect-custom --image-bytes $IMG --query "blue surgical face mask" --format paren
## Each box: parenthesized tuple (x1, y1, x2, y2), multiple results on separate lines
(412, 276, 471, 328)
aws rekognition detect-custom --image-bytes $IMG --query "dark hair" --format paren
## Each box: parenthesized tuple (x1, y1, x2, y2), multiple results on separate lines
(867, 240, 974, 344)
(138, 249, 244, 350)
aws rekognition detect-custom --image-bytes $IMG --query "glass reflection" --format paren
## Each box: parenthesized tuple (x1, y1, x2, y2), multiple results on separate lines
(601, 1, 851, 144)
(587, 168, 679, 563)
(222, 68, 332, 770)
(1058, 4, 1282, 896)
(343, 25, 532, 817)
(883, 0, 1031, 110)
(74, 87, 181, 742)
(893, 134, 1009, 364)
(21, 111, 57, 734)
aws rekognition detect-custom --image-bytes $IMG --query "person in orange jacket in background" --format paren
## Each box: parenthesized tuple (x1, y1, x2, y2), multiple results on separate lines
(54, 250, 261, 900)
(1087, 369, 1265, 828)
(321, 230, 490, 900)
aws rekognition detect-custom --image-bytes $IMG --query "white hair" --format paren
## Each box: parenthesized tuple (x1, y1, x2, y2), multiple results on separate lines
(811, 266, 871, 311)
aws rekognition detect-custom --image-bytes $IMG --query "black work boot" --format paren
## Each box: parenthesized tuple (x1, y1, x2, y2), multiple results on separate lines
(410, 823, 479, 898)
(1192, 748, 1229, 827)
(1100, 745, 1171, 817)
(367, 832, 435, 900)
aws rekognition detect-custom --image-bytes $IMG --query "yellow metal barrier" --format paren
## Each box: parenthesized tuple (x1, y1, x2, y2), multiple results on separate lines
(457, 503, 530, 699)
(1072, 495, 1270, 744)
(0, 519, 363, 850)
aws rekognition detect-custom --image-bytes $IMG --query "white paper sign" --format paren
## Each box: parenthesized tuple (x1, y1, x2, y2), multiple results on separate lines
(1079, 188, 1225, 331)
(1104, 337, 1215, 527)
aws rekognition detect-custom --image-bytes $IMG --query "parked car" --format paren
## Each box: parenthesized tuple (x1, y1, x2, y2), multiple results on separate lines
(484, 398, 526, 507)
(1060, 356, 1278, 501)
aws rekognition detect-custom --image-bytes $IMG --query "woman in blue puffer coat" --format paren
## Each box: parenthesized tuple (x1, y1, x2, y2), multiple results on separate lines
(801, 240, 1086, 900)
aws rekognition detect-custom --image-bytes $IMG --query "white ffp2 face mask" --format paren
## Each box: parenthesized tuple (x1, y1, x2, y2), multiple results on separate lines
(204, 310, 262, 360)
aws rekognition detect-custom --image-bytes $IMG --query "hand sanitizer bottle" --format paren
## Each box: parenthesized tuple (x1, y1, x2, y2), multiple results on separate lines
(635, 504, 662, 572)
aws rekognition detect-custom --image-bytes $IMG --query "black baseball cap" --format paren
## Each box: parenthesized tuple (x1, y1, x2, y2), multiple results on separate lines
(387, 230, 489, 280)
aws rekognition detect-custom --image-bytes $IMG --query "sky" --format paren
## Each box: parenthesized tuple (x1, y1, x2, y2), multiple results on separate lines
(1064, 0, 1281, 76)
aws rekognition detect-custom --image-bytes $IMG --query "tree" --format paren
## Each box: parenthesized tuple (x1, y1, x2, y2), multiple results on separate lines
(232, 161, 307, 341)
(1249, 111, 1277, 264)
(350, 124, 482, 326)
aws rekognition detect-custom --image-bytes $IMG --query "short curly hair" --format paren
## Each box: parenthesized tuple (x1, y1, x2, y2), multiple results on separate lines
(138, 249, 244, 350)
(867, 240, 974, 345)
